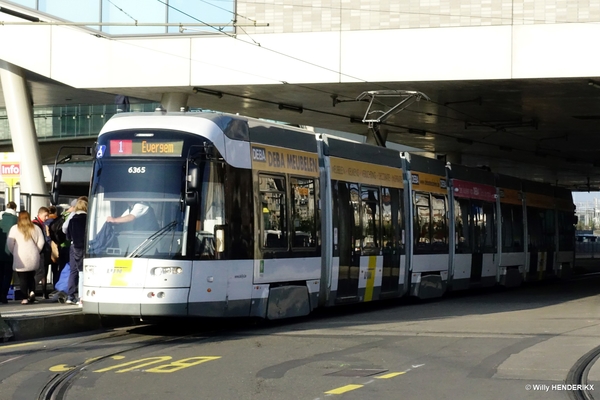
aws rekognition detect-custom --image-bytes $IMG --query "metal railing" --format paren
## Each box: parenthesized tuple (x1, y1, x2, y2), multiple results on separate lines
(575, 241, 600, 259)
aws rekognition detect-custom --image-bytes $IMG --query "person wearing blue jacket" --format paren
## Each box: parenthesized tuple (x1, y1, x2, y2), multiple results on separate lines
(65, 199, 87, 305)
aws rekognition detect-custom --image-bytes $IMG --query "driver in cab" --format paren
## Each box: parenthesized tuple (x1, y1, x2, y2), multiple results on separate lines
(107, 202, 159, 231)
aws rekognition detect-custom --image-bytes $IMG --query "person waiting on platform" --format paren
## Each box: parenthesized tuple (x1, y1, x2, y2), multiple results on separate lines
(7, 211, 45, 304)
(107, 201, 159, 231)
(0, 201, 17, 303)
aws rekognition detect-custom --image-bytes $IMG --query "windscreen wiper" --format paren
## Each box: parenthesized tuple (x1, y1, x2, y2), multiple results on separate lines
(127, 220, 178, 258)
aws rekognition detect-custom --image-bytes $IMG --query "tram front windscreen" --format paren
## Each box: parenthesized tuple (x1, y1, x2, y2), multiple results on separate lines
(86, 159, 187, 259)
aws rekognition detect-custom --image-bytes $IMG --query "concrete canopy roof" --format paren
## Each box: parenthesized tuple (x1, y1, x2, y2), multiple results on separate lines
(1, 2, 600, 191)
(10, 75, 597, 190)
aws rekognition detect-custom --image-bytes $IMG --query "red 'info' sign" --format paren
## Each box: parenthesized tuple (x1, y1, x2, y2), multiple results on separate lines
(0, 163, 20, 177)
(110, 140, 132, 156)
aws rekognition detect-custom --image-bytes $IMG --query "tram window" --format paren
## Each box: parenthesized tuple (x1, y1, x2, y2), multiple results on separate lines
(382, 188, 393, 249)
(527, 207, 543, 250)
(472, 202, 485, 250)
(196, 162, 225, 258)
(455, 198, 470, 252)
(260, 175, 287, 249)
(501, 204, 523, 252)
(482, 201, 496, 251)
(398, 189, 404, 245)
(558, 211, 575, 251)
(361, 186, 380, 255)
(432, 195, 447, 245)
(512, 205, 524, 251)
(415, 193, 430, 245)
(542, 209, 555, 249)
(471, 201, 485, 251)
(290, 177, 316, 248)
(350, 184, 361, 251)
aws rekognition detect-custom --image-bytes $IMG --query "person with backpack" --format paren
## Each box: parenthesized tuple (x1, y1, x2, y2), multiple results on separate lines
(52, 200, 76, 281)
(32, 206, 51, 299)
(0, 201, 17, 303)
(45, 206, 61, 291)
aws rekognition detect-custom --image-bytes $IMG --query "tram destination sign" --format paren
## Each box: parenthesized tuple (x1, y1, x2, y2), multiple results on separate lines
(109, 140, 184, 157)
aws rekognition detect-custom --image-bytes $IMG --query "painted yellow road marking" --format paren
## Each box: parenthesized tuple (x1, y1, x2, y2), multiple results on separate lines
(325, 384, 364, 395)
(0, 341, 40, 351)
(50, 364, 74, 372)
(145, 356, 221, 373)
(376, 372, 406, 379)
(49, 355, 128, 372)
(95, 356, 222, 374)
(94, 356, 172, 373)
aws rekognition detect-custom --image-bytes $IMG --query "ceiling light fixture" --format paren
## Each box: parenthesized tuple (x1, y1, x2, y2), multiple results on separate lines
(456, 138, 473, 145)
(588, 80, 600, 89)
(408, 128, 427, 136)
(192, 87, 223, 98)
(278, 103, 303, 113)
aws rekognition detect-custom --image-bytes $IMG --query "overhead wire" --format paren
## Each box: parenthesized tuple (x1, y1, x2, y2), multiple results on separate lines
(106, 0, 138, 24)
(68, 1, 556, 157)
(157, 0, 375, 85)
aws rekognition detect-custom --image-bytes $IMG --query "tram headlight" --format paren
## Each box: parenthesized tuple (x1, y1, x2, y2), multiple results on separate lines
(84, 264, 96, 274)
(151, 267, 183, 276)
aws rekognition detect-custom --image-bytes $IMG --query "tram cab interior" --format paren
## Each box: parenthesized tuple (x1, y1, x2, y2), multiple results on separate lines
(87, 197, 185, 258)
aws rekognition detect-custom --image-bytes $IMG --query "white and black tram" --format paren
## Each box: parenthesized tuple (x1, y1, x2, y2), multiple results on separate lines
(59, 110, 575, 319)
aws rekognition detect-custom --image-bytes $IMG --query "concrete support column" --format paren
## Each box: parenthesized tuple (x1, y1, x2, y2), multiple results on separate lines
(0, 61, 46, 213)
(160, 92, 189, 112)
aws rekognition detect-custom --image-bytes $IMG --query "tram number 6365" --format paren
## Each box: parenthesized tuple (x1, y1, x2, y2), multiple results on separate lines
(127, 166, 146, 173)
(93, 356, 221, 374)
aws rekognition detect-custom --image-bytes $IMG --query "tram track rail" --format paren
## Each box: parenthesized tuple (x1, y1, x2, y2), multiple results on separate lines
(36, 320, 250, 400)
(38, 335, 163, 400)
(566, 344, 600, 400)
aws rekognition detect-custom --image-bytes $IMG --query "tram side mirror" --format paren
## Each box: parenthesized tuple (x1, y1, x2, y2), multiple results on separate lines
(51, 168, 62, 205)
(187, 164, 200, 191)
(185, 163, 201, 206)
(214, 225, 226, 258)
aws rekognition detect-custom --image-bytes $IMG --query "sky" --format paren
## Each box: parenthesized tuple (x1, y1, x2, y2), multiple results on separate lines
(573, 191, 600, 203)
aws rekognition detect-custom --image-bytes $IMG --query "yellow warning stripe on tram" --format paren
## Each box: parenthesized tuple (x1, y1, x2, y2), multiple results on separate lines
(364, 256, 377, 302)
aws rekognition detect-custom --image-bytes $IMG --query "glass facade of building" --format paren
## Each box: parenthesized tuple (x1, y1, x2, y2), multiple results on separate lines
(6, 0, 235, 35)
(0, 102, 160, 142)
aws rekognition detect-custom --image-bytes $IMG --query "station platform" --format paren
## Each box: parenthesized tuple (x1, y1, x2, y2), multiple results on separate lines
(0, 299, 102, 342)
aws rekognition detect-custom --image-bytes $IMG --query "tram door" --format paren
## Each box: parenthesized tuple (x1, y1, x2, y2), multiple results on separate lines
(334, 181, 360, 301)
